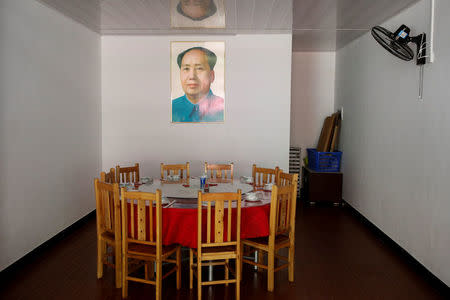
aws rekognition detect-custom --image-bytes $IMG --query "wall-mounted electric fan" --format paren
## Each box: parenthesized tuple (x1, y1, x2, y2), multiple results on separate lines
(371, 24, 427, 64)
(371, 24, 428, 99)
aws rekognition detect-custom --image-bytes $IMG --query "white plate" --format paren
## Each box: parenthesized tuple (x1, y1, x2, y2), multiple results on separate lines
(141, 177, 152, 184)
(245, 198, 261, 202)
(244, 192, 261, 201)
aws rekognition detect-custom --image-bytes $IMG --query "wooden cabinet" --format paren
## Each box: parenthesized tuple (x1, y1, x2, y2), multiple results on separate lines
(302, 167, 343, 205)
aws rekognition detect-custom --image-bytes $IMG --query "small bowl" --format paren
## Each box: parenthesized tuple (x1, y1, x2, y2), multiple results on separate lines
(240, 176, 253, 183)
(141, 177, 151, 184)
(167, 174, 180, 181)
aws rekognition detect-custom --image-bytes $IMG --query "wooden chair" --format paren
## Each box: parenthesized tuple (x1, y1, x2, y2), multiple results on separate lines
(121, 188, 181, 300)
(241, 174, 298, 292)
(251, 166, 280, 267)
(101, 168, 116, 184)
(160, 162, 190, 183)
(94, 178, 122, 288)
(190, 190, 242, 300)
(252, 164, 280, 190)
(116, 163, 140, 184)
(204, 162, 234, 182)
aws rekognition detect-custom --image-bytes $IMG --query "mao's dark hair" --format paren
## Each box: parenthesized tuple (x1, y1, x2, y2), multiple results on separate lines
(177, 0, 217, 21)
(177, 47, 217, 70)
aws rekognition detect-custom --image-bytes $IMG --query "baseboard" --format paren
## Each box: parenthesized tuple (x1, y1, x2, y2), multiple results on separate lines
(344, 201, 450, 297)
(0, 210, 96, 283)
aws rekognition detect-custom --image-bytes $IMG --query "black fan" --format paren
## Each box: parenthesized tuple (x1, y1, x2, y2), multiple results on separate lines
(371, 24, 427, 65)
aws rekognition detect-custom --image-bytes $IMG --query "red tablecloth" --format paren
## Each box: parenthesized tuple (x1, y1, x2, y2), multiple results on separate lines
(127, 204, 270, 248)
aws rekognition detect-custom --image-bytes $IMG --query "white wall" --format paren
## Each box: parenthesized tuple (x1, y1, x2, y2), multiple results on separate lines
(0, 0, 101, 271)
(335, 0, 450, 285)
(290, 52, 336, 157)
(102, 34, 291, 177)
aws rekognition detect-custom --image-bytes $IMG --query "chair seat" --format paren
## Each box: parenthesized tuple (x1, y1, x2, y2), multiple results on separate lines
(243, 234, 290, 250)
(128, 243, 178, 258)
(100, 231, 115, 243)
(194, 245, 237, 260)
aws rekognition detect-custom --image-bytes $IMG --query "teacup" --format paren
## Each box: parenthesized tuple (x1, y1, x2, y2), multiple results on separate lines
(264, 183, 273, 191)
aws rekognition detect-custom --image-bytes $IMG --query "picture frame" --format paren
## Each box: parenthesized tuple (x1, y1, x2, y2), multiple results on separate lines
(170, 0, 226, 29)
(171, 41, 225, 123)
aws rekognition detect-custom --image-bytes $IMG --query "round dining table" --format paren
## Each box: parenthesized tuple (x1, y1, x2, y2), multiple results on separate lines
(127, 178, 272, 248)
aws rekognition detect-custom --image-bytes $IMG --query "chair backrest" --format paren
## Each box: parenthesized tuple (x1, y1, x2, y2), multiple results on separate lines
(252, 165, 280, 188)
(121, 189, 162, 257)
(204, 162, 234, 181)
(197, 190, 242, 252)
(94, 178, 121, 239)
(269, 175, 298, 242)
(277, 172, 299, 199)
(160, 162, 190, 181)
(116, 163, 140, 184)
(101, 168, 116, 184)
(277, 172, 296, 187)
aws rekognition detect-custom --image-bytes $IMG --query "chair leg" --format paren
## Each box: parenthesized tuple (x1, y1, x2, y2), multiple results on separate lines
(145, 263, 150, 280)
(176, 247, 181, 290)
(115, 243, 122, 288)
(240, 245, 244, 280)
(150, 262, 155, 280)
(197, 259, 202, 300)
(267, 249, 274, 292)
(156, 260, 162, 300)
(145, 262, 155, 280)
(288, 244, 295, 282)
(122, 255, 128, 298)
(225, 259, 229, 286)
(103, 242, 108, 260)
(236, 254, 241, 300)
(97, 239, 104, 278)
(257, 250, 264, 272)
(190, 249, 193, 289)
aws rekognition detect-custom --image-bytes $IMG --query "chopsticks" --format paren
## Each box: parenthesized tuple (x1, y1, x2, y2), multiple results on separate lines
(163, 200, 176, 208)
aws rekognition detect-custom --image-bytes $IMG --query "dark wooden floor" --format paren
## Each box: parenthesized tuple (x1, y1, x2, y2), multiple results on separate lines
(1, 204, 447, 300)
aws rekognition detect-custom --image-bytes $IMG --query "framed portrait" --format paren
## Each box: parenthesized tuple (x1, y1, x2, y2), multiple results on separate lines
(170, 0, 226, 29)
(171, 41, 225, 123)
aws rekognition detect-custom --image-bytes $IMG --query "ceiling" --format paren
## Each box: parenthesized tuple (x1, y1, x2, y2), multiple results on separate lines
(293, 0, 421, 50)
(36, 0, 420, 51)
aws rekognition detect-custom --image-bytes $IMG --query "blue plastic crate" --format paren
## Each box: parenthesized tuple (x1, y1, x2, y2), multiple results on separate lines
(307, 148, 342, 172)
